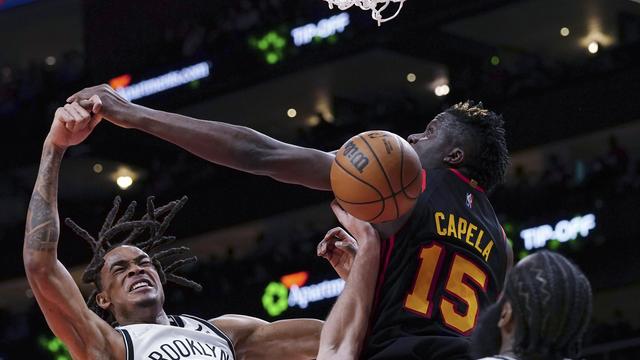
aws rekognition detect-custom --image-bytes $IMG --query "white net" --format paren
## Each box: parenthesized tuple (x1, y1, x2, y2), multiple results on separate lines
(324, 0, 406, 26)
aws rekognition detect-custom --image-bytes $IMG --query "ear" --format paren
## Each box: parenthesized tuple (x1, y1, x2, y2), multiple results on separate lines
(497, 300, 514, 333)
(443, 147, 464, 166)
(96, 291, 112, 311)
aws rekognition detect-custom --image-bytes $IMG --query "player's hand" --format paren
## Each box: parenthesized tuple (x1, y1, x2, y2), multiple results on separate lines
(317, 227, 358, 280)
(330, 200, 380, 246)
(67, 84, 134, 129)
(46, 102, 101, 148)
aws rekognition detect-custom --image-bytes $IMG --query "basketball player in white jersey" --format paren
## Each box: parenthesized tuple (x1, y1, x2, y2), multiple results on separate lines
(23, 100, 323, 360)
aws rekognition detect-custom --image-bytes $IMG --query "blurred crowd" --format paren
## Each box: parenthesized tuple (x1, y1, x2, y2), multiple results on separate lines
(2, 3, 640, 358)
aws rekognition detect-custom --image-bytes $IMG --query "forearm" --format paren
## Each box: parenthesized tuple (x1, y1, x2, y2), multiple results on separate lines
(23, 140, 65, 270)
(126, 105, 333, 190)
(318, 235, 380, 360)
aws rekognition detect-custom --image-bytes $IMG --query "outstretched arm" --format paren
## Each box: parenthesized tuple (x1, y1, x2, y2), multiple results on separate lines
(212, 315, 323, 360)
(317, 202, 381, 360)
(69, 85, 334, 190)
(23, 103, 122, 359)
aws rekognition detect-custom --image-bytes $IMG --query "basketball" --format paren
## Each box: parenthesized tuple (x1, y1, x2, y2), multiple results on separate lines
(330, 130, 422, 223)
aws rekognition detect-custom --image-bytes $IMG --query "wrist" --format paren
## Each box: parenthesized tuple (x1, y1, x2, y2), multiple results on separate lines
(126, 103, 151, 128)
(358, 228, 380, 243)
(43, 136, 69, 152)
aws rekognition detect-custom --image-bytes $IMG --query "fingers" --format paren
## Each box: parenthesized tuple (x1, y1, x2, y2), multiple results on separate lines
(89, 95, 103, 113)
(66, 84, 110, 103)
(334, 240, 358, 256)
(324, 226, 351, 242)
(55, 107, 74, 124)
(77, 95, 103, 129)
(318, 227, 342, 257)
(63, 102, 91, 132)
(317, 226, 358, 258)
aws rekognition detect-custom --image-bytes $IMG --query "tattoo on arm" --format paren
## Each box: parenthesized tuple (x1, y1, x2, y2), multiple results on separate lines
(24, 143, 65, 252)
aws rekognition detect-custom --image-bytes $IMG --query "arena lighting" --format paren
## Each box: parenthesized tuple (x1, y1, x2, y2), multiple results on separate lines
(92, 163, 103, 173)
(588, 41, 600, 54)
(434, 84, 450, 97)
(262, 271, 345, 316)
(406, 73, 417, 83)
(287, 108, 298, 118)
(109, 61, 211, 101)
(520, 214, 596, 251)
(45, 56, 56, 66)
(291, 12, 350, 47)
(560, 27, 570, 37)
(116, 176, 133, 190)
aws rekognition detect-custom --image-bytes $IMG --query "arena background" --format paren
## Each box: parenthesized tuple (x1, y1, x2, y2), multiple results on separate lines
(1, 0, 640, 358)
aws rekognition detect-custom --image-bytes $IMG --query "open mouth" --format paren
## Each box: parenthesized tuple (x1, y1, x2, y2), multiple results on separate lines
(129, 279, 153, 292)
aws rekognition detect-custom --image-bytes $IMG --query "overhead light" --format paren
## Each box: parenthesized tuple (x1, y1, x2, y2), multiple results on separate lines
(560, 27, 570, 37)
(287, 108, 297, 118)
(490, 56, 500, 66)
(45, 56, 56, 66)
(588, 41, 599, 54)
(116, 176, 133, 190)
(434, 84, 450, 97)
(93, 163, 103, 173)
(406, 73, 416, 83)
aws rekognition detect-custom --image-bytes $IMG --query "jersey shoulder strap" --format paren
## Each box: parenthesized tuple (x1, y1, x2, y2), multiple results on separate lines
(180, 314, 237, 359)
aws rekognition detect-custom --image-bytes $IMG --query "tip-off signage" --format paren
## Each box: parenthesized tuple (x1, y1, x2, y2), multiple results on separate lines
(520, 214, 596, 251)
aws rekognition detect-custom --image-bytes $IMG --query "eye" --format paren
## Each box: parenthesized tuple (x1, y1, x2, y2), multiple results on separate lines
(140, 260, 152, 267)
(113, 267, 124, 274)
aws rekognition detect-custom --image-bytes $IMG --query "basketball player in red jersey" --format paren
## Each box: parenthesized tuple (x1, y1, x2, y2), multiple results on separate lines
(69, 85, 513, 359)
(24, 101, 324, 360)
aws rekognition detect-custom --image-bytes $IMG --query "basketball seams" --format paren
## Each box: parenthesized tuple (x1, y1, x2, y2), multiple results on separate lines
(334, 157, 386, 221)
(358, 134, 400, 219)
(337, 172, 421, 204)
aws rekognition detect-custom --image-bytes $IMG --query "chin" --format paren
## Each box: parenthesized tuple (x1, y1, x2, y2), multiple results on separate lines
(130, 290, 161, 308)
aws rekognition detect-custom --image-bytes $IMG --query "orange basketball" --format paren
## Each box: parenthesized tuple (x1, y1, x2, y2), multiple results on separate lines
(330, 130, 422, 223)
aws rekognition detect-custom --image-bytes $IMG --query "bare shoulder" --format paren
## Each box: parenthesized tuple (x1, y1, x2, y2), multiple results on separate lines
(210, 314, 267, 344)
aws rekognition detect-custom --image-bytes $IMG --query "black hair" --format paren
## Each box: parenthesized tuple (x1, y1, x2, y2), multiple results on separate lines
(444, 100, 509, 191)
(504, 250, 592, 360)
(65, 196, 202, 324)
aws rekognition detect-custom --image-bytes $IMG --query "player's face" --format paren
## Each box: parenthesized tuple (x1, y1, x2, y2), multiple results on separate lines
(98, 245, 165, 315)
(407, 112, 458, 169)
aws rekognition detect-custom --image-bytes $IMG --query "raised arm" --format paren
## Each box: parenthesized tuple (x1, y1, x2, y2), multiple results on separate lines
(23, 103, 123, 359)
(211, 315, 323, 360)
(69, 85, 334, 190)
(317, 202, 381, 360)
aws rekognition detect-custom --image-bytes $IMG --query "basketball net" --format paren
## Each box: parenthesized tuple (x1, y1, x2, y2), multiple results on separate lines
(323, 0, 406, 26)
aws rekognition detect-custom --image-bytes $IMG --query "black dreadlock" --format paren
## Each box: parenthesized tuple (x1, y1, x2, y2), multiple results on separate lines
(65, 195, 202, 325)
(504, 251, 593, 360)
(443, 100, 509, 191)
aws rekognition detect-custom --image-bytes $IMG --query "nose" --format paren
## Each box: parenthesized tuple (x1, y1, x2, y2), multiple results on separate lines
(127, 264, 145, 277)
(407, 134, 419, 144)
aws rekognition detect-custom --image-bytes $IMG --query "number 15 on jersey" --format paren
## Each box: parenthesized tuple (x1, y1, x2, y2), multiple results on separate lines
(404, 242, 488, 335)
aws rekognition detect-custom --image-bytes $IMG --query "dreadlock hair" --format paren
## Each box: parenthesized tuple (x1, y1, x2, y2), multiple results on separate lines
(443, 100, 509, 191)
(65, 195, 203, 325)
(504, 250, 593, 360)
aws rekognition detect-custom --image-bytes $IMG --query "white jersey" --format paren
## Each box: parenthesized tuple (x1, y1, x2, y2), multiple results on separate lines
(116, 314, 235, 360)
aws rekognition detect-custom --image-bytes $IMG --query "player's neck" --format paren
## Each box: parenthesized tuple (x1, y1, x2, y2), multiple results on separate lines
(498, 343, 517, 359)
(118, 309, 170, 326)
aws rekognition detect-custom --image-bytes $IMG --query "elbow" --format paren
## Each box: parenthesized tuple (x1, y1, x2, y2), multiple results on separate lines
(23, 252, 55, 276)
